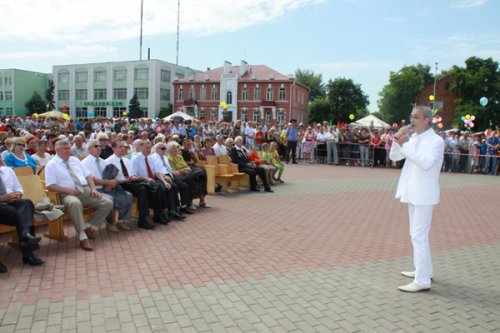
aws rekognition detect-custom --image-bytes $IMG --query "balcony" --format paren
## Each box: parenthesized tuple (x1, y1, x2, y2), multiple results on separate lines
(261, 100, 276, 107)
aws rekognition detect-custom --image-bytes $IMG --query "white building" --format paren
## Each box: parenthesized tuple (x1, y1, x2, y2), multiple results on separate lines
(53, 59, 198, 119)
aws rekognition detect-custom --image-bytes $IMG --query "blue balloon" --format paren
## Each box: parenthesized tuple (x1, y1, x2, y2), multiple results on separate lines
(461, 116, 466, 121)
(88, 112, 94, 118)
(480, 97, 488, 107)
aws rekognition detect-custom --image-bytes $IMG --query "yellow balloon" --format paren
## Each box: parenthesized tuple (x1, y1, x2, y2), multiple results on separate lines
(437, 123, 443, 129)
(349, 114, 355, 120)
(465, 114, 470, 119)
(429, 95, 435, 101)
(33, 113, 39, 118)
(63, 114, 69, 120)
(123, 112, 127, 116)
(220, 102, 227, 109)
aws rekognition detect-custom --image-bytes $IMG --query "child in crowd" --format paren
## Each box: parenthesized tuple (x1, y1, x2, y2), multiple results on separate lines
(451, 144, 460, 173)
(249, 144, 275, 185)
(470, 141, 481, 174)
(269, 142, 285, 183)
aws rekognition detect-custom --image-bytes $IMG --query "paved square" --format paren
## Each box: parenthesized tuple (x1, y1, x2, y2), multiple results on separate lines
(1, 165, 499, 332)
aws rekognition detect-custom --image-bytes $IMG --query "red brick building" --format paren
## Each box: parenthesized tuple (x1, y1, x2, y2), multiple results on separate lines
(173, 61, 309, 124)
(416, 76, 457, 128)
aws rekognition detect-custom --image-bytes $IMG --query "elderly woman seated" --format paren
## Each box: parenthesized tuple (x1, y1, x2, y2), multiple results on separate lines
(167, 141, 210, 208)
(3, 137, 37, 173)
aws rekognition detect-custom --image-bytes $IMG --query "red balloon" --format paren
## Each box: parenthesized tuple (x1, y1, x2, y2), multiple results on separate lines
(62, 105, 68, 111)
(392, 123, 398, 128)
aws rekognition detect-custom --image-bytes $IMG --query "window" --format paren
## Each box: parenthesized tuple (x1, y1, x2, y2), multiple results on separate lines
(211, 87, 217, 100)
(254, 87, 260, 100)
(226, 91, 232, 104)
(113, 88, 127, 100)
(160, 89, 170, 101)
(94, 70, 106, 82)
(200, 87, 206, 100)
(5, 91, 12, 100)
(176, 72, 185, 79)
(94, 107, 107, 118)
(134, 88, 148, 99)
(277, 109, 285, 123)
(4, 77, 12, 85)
(240, 109, 248, 121)
(0, 77, 2, 86)
(279, 87, 286, 100)
(76, 107, 88, 118)
(58, 72, 69, 84)
(253, 110, 260, 122)
(199, 108, 205, 120)
(113, 69, 126, 81)
(0, 92, 3, 100)
(266, 111, 272, 124)
(189, 87, 194, 100)
(210, 109, 218, 121)
(141, 108, 148, 118)
(75, 72, 87, 83)
(266, 87, 273, 101)
(161, 70, 171, 82)
(0, 108, 3, 115)
(113, 107, 126, 118)
(94, 89, 107, 100)
(242, 87, 248, 100)
(178, 88, 184, 100)
(58, 90, 69, 100)
(134, 68, 149, 80)
(5, 108, 14, 116)
(75, 89, 87, 100)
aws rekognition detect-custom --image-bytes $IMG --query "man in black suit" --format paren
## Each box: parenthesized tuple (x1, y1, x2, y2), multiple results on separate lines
(230, 136, 273, 193)
(0, 156, 44, 273)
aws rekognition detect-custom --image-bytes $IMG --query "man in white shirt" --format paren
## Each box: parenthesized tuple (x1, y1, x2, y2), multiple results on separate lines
(106, 139, 156, 229)
(45, 140, 113, 251)
(0, 155, 44, 272)
(326, 127, 339, 165)
(151, 142, 194, 213)
(390, 106, 444, 293)
(131, 140, 185, 222)
(71, 135, 89, 159)
(213, 135, 228, 156)
(82, 140, 133, 233)
(245, 122, 256, 148)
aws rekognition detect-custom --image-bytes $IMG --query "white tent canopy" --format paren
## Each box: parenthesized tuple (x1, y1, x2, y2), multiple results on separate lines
(350, 114, 390, 130)
(163, 111, 197, 122)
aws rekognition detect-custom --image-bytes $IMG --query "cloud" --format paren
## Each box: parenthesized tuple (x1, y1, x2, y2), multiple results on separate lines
(0, 44, 117, 60)
(0, 0, 325, 43)
(451, 0, 487, 9)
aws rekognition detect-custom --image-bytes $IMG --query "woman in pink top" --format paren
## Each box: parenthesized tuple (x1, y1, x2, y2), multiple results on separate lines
(385, 128, 396, 168)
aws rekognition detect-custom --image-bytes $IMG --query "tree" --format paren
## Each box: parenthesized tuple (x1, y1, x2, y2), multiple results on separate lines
(378, 64, 434, 125)
(295, 69, 326, 101)
(449, 57, 500, 130)
(326, 78, 369, 123)
(45, 79, 55, 110)
(307, 98, 331, 124)
(128, 94, 142, 119)
(25, 91, 47, 115)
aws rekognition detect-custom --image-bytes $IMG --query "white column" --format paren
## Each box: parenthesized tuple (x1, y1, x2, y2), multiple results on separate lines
(272, 107, 276, 120)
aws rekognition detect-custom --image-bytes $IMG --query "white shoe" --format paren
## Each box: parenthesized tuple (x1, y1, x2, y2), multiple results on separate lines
(398, 282, 430, 293)
(401, 271, 415, 278)
(188, 204, 198, 210)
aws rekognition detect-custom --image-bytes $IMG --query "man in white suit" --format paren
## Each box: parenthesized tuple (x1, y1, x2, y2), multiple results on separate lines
(390, 106, 444, 293)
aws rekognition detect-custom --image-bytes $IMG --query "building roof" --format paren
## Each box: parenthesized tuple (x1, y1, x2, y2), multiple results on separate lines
(182, 64, 293, 83)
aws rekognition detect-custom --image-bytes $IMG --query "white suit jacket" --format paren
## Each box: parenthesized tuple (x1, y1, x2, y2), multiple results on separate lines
(390, 128, 444, 205)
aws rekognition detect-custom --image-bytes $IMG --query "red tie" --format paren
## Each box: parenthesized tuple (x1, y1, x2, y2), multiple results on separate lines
(145, 157, 154, 179)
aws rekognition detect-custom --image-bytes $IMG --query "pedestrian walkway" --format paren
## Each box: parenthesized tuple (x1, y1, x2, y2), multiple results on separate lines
(1, 165, 499, 332)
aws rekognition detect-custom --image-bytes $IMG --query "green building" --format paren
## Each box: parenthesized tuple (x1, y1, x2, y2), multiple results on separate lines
(0, 69, 51, 116)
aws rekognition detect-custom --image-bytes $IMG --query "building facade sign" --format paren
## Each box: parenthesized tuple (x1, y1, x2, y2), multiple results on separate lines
(83, 101, 124, 107)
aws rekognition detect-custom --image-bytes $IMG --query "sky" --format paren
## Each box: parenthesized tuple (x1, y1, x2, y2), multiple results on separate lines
(1, 0, 499, 112)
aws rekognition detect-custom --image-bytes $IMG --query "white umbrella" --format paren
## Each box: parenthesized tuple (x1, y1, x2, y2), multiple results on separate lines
(163, 111, 197, 122)
(350, 115, 390, 130)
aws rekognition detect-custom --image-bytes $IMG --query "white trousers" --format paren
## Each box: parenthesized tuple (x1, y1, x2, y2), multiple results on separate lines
(408, 203, 434, 287)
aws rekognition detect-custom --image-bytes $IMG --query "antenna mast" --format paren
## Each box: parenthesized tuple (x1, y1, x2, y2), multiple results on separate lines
(176, 0, 180, 65)
(140, 0, 144, 60)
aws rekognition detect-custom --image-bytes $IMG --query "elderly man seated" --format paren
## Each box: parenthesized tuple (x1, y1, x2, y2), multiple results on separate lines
(45, 140, 113, 251)
(230, 136, 273, 193)
(82, 139, 133, 233)
(0, 155, 44, 273)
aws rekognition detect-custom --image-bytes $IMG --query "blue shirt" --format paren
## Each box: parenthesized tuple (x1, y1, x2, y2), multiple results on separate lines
(486, 137, 499, 154)
(286, 127, 298, 142)
(3, 152, 37, 173)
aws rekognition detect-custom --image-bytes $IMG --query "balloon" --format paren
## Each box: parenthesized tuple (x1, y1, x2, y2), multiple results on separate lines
(220, 102, 227, 110)
(465, 114, 470, 120)
(470, 115, 475, 120)
(470, 123, 475, 128)
(429, 95, 435, 101)
(63, 114, 69, 120)
(480, 97, 488, 106)
(461, 116, 466, 122)
(431, 108, 438, 115)
(349, 114, 355, 120)
(437, 123, 443, 129)
(392, 123, 398, 128)
(88, 112, 94, 118)
(33, 113, 39, 118)
(123, 112, 127, 116)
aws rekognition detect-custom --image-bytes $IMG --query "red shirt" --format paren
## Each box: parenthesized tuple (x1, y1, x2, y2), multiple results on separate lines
(255, 131, 265, 145)
(249, 152, 263, 166)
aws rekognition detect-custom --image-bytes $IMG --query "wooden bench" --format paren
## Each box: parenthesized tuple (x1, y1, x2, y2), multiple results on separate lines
(0, 167, 67, 247)
(204, 155, 241, 194)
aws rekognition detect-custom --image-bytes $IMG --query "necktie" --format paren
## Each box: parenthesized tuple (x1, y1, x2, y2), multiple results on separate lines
(161, 157, 173, 177)
(63, 160, 84, 193)
(145, 157, 154, 179)
(0, 173, 7, 195)
(120, 159, 129, 178)
(95, 158, 103, 177)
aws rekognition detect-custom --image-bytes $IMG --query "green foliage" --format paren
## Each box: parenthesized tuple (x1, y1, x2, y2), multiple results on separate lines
(158, 104, 173, 119)
(25, 91, 47, 115)
(45, 79, 55, 110)
(295, 69, 326, 101)
(128, 94, 142, 119)
(378, 64, 434, 125)
(326, 77, 369, 122)
(449, 57, 500, 130)
(307, 98, 331, 124)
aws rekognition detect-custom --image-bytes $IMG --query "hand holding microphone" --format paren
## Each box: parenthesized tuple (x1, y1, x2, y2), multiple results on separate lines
(394, 125, 413, 146)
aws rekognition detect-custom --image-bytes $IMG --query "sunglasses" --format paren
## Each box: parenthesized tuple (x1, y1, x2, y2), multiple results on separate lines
(159, 147, 167, 150)
(16, 143, 26, 147)
(92, 145, 101, 148)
